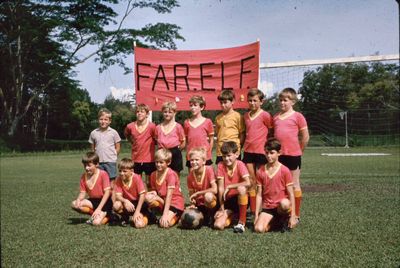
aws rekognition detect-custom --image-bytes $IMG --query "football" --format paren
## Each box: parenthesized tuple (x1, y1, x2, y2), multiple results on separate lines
(180, 208, 204, 229)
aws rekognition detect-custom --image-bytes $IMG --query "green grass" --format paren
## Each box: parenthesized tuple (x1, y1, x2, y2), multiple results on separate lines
(1, 147, 399, 267)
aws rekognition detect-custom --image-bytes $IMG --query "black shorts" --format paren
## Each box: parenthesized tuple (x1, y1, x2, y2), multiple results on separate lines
(123, 200, 151, 215)
(242, 152, 267, 165)
(89, 197, 113, 216)
(221, 195, 239, 213)
(134, 162, 156, 176)
(168, 147, 183, 173)
(215, 154, 242, 165)
(185, 159, 213, 168)
(170, 206, 183, 217)
(279, 155, 301, 170)
(261, 208, 288, 229)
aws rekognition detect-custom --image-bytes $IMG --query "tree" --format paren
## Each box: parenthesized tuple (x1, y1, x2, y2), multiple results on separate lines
(1, 0, 184, 139)
(299, 62, 399, 135)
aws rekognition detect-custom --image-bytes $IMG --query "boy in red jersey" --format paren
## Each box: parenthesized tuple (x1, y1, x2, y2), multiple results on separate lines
(113, 158, 151, 228)
(243, 89, 273, 215)
(254, 138, 297, 232)
(186, 148, 218, 226)
(184, 96, 214, 168)
(145, 148, 185, 228)
(124, 104, 156, 187)
(71, 152, 112, 226)
(214, 141, 250, 233)
(155, 102, 186, 175)
(272, 87, 309, 222)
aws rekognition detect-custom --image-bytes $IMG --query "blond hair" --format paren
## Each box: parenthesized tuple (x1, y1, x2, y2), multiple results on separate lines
(278, 87, 298, 102)
(154, 148, 172, 162)
(188, 147, 207, 161)
(135, 103, 150, 114)
(98, 107, 112, 119)
(161, 101, 177, 112)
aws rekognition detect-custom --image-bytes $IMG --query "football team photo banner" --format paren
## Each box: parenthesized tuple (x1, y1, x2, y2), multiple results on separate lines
(135, 41, 260, 110)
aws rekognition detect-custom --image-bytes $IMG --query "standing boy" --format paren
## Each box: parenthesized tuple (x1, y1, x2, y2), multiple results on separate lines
(214, 141, 250, 233)
(272, 88, 309, 222)
(124, 104, 156, 187)
(184, 95, 214, 168)
(242, 89, 273, 215)
(254, 138, 297, 233)
(215, 90, 245, 164)
(89, 108, 121, 183)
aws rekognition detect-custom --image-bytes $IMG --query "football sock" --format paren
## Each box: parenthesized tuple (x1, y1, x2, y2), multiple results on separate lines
(81, 206, 94, 215)
(294, 190, 302, 218)
(101, 216, 109, 225)
(248, 189, 256, 213)
(149, 200, 164, 212)
(205, 199, 217, 209)
(238, 194, 248, 225)
(169, 215, 179, 227)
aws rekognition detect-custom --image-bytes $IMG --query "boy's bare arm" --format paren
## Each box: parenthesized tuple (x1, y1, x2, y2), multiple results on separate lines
(299, 128, 310, 151)
(216, 178, 225, 209)
(90, 143, 96, 151)
(255, 185, 262, 222)
(115, 142, 121, 155)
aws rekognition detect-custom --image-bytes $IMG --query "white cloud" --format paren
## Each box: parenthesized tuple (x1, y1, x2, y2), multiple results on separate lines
(110, 87, 134, 102)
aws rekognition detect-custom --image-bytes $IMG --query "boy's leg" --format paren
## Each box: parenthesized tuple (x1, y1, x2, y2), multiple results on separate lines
(71, 199, 94, 215)
(237, 186, 248, 225)
(245, 163, 257, 214)
(292, 168, 302, 219)
(254, 212, 274, 233)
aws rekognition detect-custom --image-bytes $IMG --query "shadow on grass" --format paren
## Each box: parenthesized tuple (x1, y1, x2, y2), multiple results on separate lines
(68, 217, 89, 225)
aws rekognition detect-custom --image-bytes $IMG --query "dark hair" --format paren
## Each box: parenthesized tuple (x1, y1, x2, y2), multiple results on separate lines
(221, 141, 239, 155)
(217, 90, 235, 102)
(265, 138, 281, 152)
(82, 151, 99, 165)
(247, 88, 264, 101)
(118, 158, 134, 170)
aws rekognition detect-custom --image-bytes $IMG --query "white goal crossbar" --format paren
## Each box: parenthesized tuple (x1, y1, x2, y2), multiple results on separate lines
(260, 54, 399, 69)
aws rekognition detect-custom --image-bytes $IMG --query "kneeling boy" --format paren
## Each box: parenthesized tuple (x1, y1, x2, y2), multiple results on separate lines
(214, 141, 250, 233)
(254, 138, 297, 233)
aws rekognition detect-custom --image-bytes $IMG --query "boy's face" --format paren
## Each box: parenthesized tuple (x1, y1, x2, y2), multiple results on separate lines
(265, 149, 280, 164)
(119, 168, 133, 181)
(83, 162, 98, 176)
(136, 109, 148, 122)
(155, 159, 170, 171)
(248, 95, 262, 112)
(279, 97, 295, 113)
(98, 114, 111, 129)
(162, 108, 175, 121)
(222, 152, 238, 168)
(219, 100, 234, 113)
(190, 152, 205, 171)
(189, 102, 203, 116)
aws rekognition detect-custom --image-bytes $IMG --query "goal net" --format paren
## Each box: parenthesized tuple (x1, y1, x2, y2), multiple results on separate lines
(259, 55, 400, 147)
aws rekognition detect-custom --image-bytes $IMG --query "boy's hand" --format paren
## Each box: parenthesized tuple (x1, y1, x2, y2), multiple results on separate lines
(223, 187, 230, 201)
(159, 214, 169, 228)
(288, 215, 298, 229)
(214, 209, 226, 219)
(123, 199, 135, 212)
(133, 211, 143, 224)
(92, 208, 102, 219)
(189, 193, 198, 203)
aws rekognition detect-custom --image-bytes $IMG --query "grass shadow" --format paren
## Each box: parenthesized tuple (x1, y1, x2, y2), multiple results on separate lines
(67, 217, 89, 225)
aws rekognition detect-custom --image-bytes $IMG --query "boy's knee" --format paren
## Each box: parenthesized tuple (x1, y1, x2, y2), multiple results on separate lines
(279, 198, 291, 212)
(237, 185, 247, 195)
(254, 224, 265, 233)
(113, 201, 123, 212)
(213, 221, 225, 230)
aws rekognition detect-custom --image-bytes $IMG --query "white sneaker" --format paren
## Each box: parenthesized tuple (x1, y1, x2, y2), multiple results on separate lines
(233, 223, 245, 233)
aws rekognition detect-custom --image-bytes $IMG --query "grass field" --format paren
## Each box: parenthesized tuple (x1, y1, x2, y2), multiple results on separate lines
(1, 146, 399, 267)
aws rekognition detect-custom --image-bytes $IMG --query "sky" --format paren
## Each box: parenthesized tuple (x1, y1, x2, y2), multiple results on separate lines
(74, 0, 399, 103)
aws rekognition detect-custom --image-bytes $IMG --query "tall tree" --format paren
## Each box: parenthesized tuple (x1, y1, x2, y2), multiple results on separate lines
(1, 0, 184, 138)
